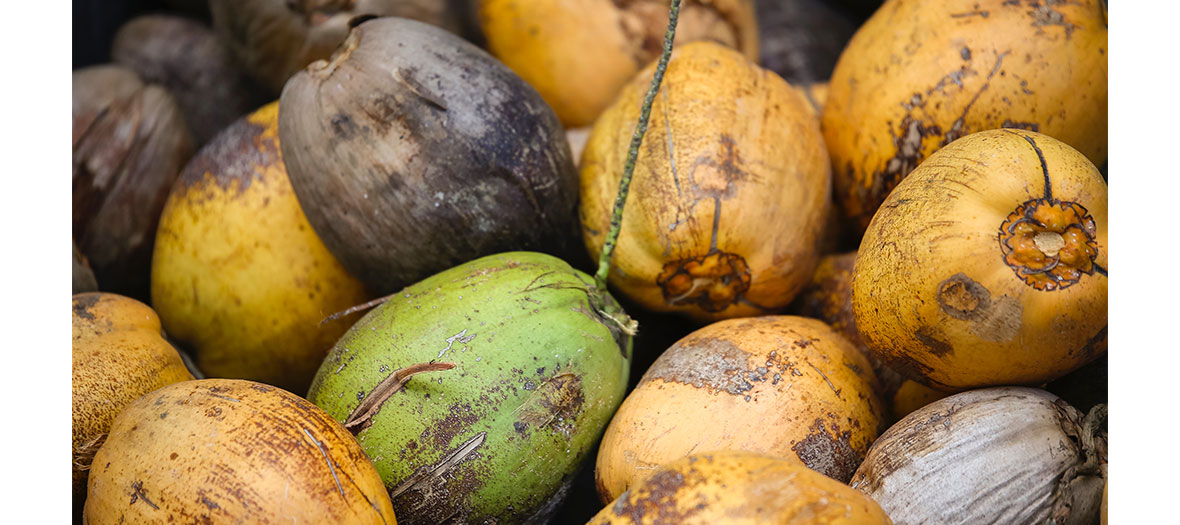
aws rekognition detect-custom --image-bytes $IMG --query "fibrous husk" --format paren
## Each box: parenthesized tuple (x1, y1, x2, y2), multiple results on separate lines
(851, 387, 1106, 525)
(210, 0, 472, 95)
(112, 14, 269, 144)
(73, 65, 196, 301)
(278, 17, 579, 295)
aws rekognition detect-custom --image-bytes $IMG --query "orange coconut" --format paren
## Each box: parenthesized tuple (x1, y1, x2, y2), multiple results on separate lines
(595, 315, 884, 502)
(852, 129, 1107, 390)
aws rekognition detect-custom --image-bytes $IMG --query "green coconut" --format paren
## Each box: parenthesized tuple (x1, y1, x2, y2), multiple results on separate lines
(306, 252, 633, 523)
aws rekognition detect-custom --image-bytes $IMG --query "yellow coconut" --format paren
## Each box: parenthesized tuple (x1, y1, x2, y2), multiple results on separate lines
(83, 379, 396, 524)
(595, 315, 884, 502)
(590, 451, 891, 524)
(581, 41, 830, 322)
(479, 0, 759, 127)
(151, 102, 369, 393)
(852, 129, 1107, 390)
(72, 293, 195, 512)
(822, 0, 1107, 232)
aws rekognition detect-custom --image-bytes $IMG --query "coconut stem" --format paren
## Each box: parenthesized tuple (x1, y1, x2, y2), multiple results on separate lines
(593, 0, 683, 293)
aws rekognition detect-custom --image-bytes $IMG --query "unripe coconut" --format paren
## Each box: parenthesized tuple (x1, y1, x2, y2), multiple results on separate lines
(479, 0, 759, 127)
(823, 0, 1108, 232)
(591, 451, 891, 524)
(73, 65, 196, 301)
(83, 379, 397, 524)
(151, 102, 370, 393)
(72, 293, 194, 512)
(279, 17, 579, 295)
(596, 316, 885, 503)
(210, 0, 470, 95)
(851, 387, 1106, 525)
(112, 14, 268, 144)
(307, 252, 632, 524)
(581, 42, 830, 322)
(852, 129, 1107, 390)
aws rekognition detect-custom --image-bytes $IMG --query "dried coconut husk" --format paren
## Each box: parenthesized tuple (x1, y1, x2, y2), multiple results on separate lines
(210, 0, 471, 95)
(73, 65, 195, 301)
(851, 387, 1106, 524)
(278, 17, 579, 295)
(112, 14, 268, 144)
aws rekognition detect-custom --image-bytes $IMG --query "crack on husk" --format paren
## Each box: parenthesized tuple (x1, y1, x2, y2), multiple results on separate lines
(345, 362, 456, 434)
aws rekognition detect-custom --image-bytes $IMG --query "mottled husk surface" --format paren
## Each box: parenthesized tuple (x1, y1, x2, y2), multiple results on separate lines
(112, 14, 268, 144)
(580, 42, 830, 322)
(279, 17, 579, 295)
(73, 65, 196, 301)
(83, 379, 397, 524)
(851, 387, 1105, 525)
(822, 0, 1108, 232)
(596, 315, 885, 502)
(72, 293, 194, 514)
(591, 451, 891, 524)
(307, 252, 631, 524)
(852, 129, 1107, 390)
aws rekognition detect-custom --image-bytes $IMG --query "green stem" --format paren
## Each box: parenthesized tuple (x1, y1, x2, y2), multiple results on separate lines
(593, 0, 683, 292)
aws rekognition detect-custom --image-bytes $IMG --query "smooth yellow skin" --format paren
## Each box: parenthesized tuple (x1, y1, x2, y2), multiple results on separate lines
(479, 0, 759, 127)
(84, 379, 397, 524)
(590, 451, 892, 525)
(852, 129, 1107, 390)
(151, 102, 368, 393)
(72, 293, 194, 503)
(822, 0, 1107, 231)
(581, 42, 830, 322)
(596, 316, 884, 502)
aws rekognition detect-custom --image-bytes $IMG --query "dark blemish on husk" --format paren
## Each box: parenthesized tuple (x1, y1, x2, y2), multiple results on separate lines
(641, 337, 759, 396)
(937, 273, 992, 320)
(611, 469, 700, 523)
(915, 328, 954, 357)
(73, 294, 100, 321)
(792, 419, 860, 483)
(656, 251, 752, 313)
(129, 481, 159, 509)
(174, 116, 271, 194)
(389, 432, 487, 523)
(516, 373, 585, 439)
(331, 113, 359, 139)
(1002, 119, 1040, 132)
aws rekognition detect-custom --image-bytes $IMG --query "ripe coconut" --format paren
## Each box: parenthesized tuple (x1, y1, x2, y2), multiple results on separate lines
(581, 42, 831, 322)
(823, 0, 1108, 232)
(591, 451, 891, 524)
(111, 14, 268, 144)
(852, 129, 1107, 390)
(83, 379, 397, 524)
(306, 252, 633, 524)
(596, 315, 885, 503)
(73, 65, 196, 301)
(279, 17, 579, 295)
(479, 0, 759, 127)
(851, 387, 1106, 524)
(72, 293, 194, 513)
(210, 0, 471, 95)
(151, 102, 370, 393)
